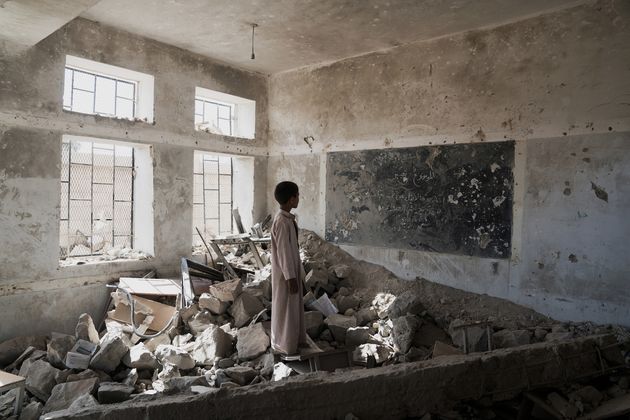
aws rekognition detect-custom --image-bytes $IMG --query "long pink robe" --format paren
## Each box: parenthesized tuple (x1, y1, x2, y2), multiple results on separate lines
(270, 209, 306, 354)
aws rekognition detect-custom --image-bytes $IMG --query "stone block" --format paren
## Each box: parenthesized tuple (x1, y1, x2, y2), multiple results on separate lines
(162, 376, 208, 395)
(47, 333, 77, 369)
(225, 366, 257, 386)
(236, 323, 270, 360)
(346, 327, 373, 347)
(352, 344, 392, 365)
(18, 401, 43, 420)
(191, 324, 233, 366)
(304, 269, 328, 289)
(392, 315, 421, 354)
(330, 264, 352, 279)
(122, 343, 158, 370)
(355, 308, 378, 326)
(199, 293, 229, 315)
(304, 311, 324, 338)
(209, 278, 242, 303)
(154, 345, 195, 370)
(324, 314, 357, 343)
(89, 334, 129, 372)
(144, 334, 170, 353)
(43, 377, 98, 414)
(25, 359, 60, 401)
(75, 313, 100, 345)
(187, 310, 216, 336)
(97, 382, 134, 404)
(336, 295, 360, 314)
(229, 292, 265, 328)
(492, 329, 531, 349)
(387, 291, 425, 319)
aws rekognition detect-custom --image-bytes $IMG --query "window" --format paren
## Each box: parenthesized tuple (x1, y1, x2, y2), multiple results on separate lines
(195, 87, 256, 139)
(59, 136, 154, 262)
(192, 153, 233, 245)
(63, 55, 154, 122)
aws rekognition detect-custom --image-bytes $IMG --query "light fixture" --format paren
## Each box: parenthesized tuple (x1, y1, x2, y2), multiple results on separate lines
(251, 23, 258, 60)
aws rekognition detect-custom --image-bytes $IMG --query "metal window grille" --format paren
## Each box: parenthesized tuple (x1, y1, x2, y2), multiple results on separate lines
(63, 67, 136, 119)
(194, 98, 233, 136)
(60, 139, 135, 258)
(192, 154, 233, 245)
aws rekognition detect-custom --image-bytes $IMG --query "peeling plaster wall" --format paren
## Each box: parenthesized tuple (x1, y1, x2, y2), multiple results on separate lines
(0, 19, 269, 341)
(267, 0, 630, 325)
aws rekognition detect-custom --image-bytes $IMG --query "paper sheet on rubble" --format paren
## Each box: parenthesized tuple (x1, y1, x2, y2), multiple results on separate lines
(306, 293, 338, 317)
(110, 295, 177, 332)
(118, 277, 181, 296)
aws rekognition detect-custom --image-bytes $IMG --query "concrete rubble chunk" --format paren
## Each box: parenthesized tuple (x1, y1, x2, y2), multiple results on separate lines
(272, 362, 295, 381)
(144, 333, 171, 353)
(413, 322, 451, 348)
(199, 293, 229, 315)
(432, 341, 463, 357)
(25, 359, 60, 401)
(153, 364, 180, 392)
(0, 335, 47, 366)
(448, 320, 489, 353)
(392, 315, 421, 354)
(547, 392, 579, 419)
(371, 293, 396, 319)
(492, 329, 531, 348)
(217, 358, 235, 369)
(236, 323, 270, 360)
(191, 324, 233, 366)
(331, 264, 352, 279)
(122, 368, 138, 386)
(162, 376, 208, 395)
(209, 278, 242, 303)
(66, 369, 99, 383)
(346, 326, 373, 347)
(155, 345, 195, 370)
(90, 334, 129, 372)
(545, 331, 574, 342)
(304, 311, 324, 338)
(229, 292, 265, 328)
(187, 311, 216, 336)
(67, 393, 99, 411)
(75, 313, 100, 345)
(305, 269, 328, 289)
(325, 314, 357, 343)
(172, 333, 194, 348)
(191, 385, 214, 394)
(387, 291, 425, 319)
(18, 401, 43, 420)
(179, 303, 200, 323)
(122, 342, 158, 369)
(336, 295, 360, 314)
(43, 377, 99, 414)
(355, 307, 379, 326)
(97, 382, 135, 404)
(225, 366, 257, 386)
(55, 369, 72, 384)
(353, 344, 392, 365)
(46, 334, 77, 369)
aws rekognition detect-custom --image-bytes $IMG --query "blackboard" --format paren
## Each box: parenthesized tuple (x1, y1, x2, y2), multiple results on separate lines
(325, 141, 514, 258)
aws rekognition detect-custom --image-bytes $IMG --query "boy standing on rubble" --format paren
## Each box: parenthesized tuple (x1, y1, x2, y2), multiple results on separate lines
(270, 181, 306, 355)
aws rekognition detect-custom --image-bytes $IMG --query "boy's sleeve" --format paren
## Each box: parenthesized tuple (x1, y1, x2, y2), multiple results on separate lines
(273, 218, 299, 281)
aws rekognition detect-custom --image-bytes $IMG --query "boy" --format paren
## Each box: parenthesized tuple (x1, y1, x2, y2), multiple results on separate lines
(270, 181, 306, 355)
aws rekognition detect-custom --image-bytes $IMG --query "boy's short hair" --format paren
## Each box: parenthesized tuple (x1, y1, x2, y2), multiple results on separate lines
(274, 181, 299, 205)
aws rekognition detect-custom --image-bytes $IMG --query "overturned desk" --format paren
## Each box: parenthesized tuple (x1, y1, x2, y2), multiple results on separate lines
(0, 370, 25, 416)
(207, 233, 270, 271)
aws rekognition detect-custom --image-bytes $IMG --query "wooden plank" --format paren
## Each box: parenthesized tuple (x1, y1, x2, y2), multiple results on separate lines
(118, 278, 181, 296)
(0, 370, 25, 389)
(110, 295, 177, 333)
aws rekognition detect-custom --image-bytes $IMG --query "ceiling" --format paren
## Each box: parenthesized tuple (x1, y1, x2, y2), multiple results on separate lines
(80, 0, 581, 75)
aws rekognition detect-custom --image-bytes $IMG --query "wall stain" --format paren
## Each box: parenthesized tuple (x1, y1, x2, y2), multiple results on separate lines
(590, 181, 608, 202)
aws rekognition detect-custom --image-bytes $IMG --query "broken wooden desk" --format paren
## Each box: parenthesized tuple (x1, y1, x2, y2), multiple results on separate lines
(0, 370, 25, 416)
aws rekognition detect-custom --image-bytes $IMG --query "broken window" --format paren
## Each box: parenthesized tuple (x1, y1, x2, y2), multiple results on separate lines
(194, 98, 233, 136)
(192, 153, 233, 245)
(62, 55, 155, 122)
(60, 138, 135, 258)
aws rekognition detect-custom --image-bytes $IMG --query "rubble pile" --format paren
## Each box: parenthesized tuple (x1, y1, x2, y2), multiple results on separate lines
(1, 230, 628, 419)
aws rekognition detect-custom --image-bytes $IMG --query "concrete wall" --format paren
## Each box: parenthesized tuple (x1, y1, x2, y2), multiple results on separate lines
(267, 0, 630, 325)
(0, 18, 269, 341)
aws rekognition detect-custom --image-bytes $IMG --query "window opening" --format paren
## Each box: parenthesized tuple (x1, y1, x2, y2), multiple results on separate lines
(194, 98, 233, 136)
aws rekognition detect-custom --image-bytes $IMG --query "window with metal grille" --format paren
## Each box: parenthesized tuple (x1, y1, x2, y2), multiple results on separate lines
(192, 153, 233, 245)
(60, 138, 135, 258)
(194, 98, 233, 136)
(63, 67, 136, 119)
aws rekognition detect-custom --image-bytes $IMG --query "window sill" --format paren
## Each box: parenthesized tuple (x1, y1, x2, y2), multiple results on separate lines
(59, 252, 152, 268)
(62, 109, 154, 124)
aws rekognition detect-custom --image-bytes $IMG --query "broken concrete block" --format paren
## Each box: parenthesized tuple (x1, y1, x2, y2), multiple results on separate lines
(392, 315, 421, 354)
(304, 311, 324, 338)
(47, 333, 77, 369)
(229, 292, 265, 328)
(236, 323, 270, 361)
(545, 331, 574, 342)
(75, 313, 100, 345)
(272, 362, 295, 381)
(172, 333, 194, 348)
(336, 295, 360, 314)
(66, 369, 100, 384)
(448, 320, 489, 353)
(122, 343, 158, 370)
(217, 358, 235, 369)
(573, 385, 603, 407)
(209, 278, 242, 303)
(55, 369, 72, 384)
(345, 327, 373, 347)
(25, 359, 60, 401)
(67, 393, 99, 411)
(331, 264, 352, 279)
(387, 291, 425, 319)
(144, 333, 171, 353)
(304, 269, 328, 289)
(43, 377, 98, 414)
(325, 314, 357, 343)
(492, 329, 531, 349)
(155, 345, 195, 370)
(225, 366, 257, 386)
(547, 392, 579, 419)
(122, 368, 138, 387)
(89, 334, 129, 372)
(179, 303, 200, 323)
(371, 293, 396, 319)
(412, 322, 451, 348)
(187, 311, 216, 336)
(191, 385, 214, 394)
(199, 293, 230, 315)
(355, 307, 379, 326)
(162, 376, 208, 395)
(191, 324, 233, 366)
(257, 353, 275, 378)
(352, 344, 391, 365)
(432, 341, 463, 357)
(0, 335, 47, 366)
(220, 381, 239, 389)
(97, 382, 134, 404)
(18, 401, 43, 420)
